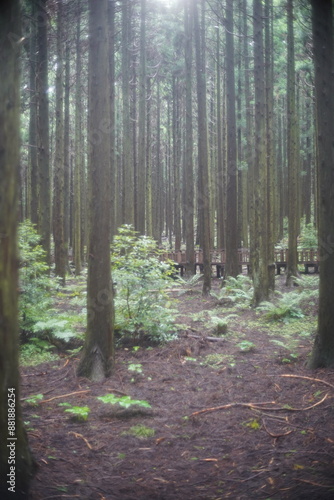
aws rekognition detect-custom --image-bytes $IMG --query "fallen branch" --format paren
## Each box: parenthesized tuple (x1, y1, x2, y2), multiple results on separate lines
(296, 478, 334, 489)
(40, 390, 90, 403)
(68, 431, 92, 450)
(185, 333, 226, 343)
(280, 374, 334, 390)
(262, 419, 293, 439)
(189, 394, 328, 417)
(190, 401, 276, 417)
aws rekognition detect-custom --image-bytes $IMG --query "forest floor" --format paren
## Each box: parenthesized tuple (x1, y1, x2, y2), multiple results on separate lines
(22, 275, 334, 500)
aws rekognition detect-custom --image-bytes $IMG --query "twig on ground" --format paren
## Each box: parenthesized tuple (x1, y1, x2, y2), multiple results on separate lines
(40, 390, 90, 403)
(189, 394, 328, 417)
(68, 431, 92, 450)
(262, 419, 293, 439)
(280, 374, 334, 390)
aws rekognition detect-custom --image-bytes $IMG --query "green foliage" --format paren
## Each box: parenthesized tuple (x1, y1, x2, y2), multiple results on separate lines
(18, 220, 56, 332)
(97, 393, 151, 409)
(18, 220, 78, 345)
(237, 340, 255, 352)
(20, 338, 58, 366)
(111, 225, 178, 343)
(259, 285, 318, 322)
(24, 393, 44, 407)
(259, 291, 305, 322)
(122, 425, 155, 439)
(32, 318, 76, 342)
(211, 275, 253, 306)
(59, 402, 90, 422)
(298, 219, 318, 249)
(127, 363, 143, 374)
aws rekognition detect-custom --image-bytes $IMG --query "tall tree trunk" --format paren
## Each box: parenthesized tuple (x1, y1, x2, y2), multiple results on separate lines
(309, 0, 334, 369)
(64, 40, 70, 253)
(194, 0, 211, 294)
(53, 0, 66, 284)
(285, 0, 299, 286)
(172, 75, 182, 251)
(225, 0, 239, 278)
(0, 3, 36, 496)
(137, 0, 147, 234)
(184, 0, 195, 274)
(121, 0, 134, 226)
(28, 1, 38, 225)
(216, 24, 224, 250)
(73, 0, 82, 275)
(146, 77, 153, 237)
(265, 0, 275, 291)
(109, 0, 116, 239)
(77, 0, 115, 381)
(37, 0, 51, 265)
(252, 0, 269, 306)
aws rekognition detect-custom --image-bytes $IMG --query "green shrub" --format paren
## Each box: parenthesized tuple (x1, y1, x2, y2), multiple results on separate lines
(18, 220, 56, 333)
(259, 291, 305, 322)
(111, 225, 178, 344)
(18, 220, 76, 344)
(211, 275, 253, 306)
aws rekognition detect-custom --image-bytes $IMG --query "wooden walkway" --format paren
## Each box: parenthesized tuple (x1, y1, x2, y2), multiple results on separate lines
(161, 249, 319, 277)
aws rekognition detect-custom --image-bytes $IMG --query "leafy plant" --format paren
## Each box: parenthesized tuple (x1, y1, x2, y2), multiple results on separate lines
(59, 402, 90, 422)
(298, 219, 318, 249)
(18, 220, 58, 334)
(97, 394, 151, 409)
(20, 338, 58, 366)
(128, 363, 143, 374)
(122, 425, 155, 439)
(24, 393, 44, 406)
(111, 225, 178, 344)
(211, 275, 253, 306)
(237, 340, 255, 352)
(258, 291, 306, 322)
(32, 318, 76, 342)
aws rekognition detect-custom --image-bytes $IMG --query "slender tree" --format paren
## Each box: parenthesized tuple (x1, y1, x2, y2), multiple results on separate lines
(252, 0, 269, 306)
(137, 0, 147, 234)
(285, 0, 300, 286)
(194, 0, 211, 294)
(77, 0, 115, 381)
(121, 0, 134, 226)
(0, 2, 36, 496)
(36, 0, 50, 265)
(28, 1, 38, 225)
(73, 0, 82, 274)
(184, 0, 195, 274)
(309, 0, 334, 368)
(225, 0, 239, 278)
(53, 0, 66, 284)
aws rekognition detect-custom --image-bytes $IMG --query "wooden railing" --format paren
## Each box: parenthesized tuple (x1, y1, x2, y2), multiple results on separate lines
(161, 249, 319, 277)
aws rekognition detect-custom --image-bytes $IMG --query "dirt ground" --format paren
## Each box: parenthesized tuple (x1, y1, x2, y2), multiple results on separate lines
(22, 276, 334, 500)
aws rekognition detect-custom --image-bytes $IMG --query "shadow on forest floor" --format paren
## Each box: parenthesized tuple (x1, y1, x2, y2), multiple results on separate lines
(22, 275, 334, 500)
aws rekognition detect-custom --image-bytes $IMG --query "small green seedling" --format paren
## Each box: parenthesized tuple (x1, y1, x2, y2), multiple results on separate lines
(59, 402, 90, 422)
(24, 394, 44, 407)
(128, 363, 143, 374)
(123, 424, 155, 439)
(97, 394, 151, 409)
(237, 340, 255, 352)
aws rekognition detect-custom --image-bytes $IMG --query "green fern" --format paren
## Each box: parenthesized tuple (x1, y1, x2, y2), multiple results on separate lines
(211, 275, 253, 305)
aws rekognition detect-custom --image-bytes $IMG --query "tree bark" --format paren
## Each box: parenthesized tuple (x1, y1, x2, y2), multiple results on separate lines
(193, 0, 211, 295)
(77, 0, 115, 381)
(53, 0, 66, 284)
(0, 2, 36, 496)
(285, 0, 300, 286)
(225, 0, 239, 278)
(37, 0, 51, 265)
(309, 0, 334, 368)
